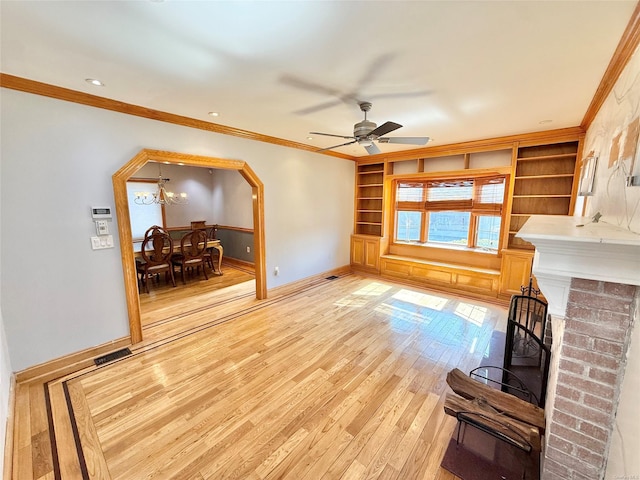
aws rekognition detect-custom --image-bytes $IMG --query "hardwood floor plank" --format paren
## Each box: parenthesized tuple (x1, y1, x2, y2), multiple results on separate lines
(386, 393, 440, 472)
(28, 382, 53, 480)
(11, 274, 508, 480)
(47, 381, 83, 479)
(66, 380, 111, 480)
(254, 427, 309, 479)
(13, 382, 33, 480)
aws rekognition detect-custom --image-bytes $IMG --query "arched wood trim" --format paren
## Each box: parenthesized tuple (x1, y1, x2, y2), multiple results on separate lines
(113, 149, 267, 344)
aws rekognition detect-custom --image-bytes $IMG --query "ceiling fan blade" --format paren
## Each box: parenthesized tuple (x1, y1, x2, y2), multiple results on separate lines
(369, 121, 402, 138)
(309, 131, 355, 140)
(365, 143, 381, 155)
(279, 75, 342, 97)
(378, 136, 430, 145)
(316, 140, 357, 153)
(294, 99, 343, 115)
(355, 53, 395, 90)
(367, 90, 433, 101)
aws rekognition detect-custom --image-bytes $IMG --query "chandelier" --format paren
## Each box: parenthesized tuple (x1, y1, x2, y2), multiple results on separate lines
(134, 169, 188, 206)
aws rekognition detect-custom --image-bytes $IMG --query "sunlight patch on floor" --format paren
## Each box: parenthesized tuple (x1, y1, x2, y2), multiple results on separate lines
(333, 296, 368, 308)
(469, 336, 478, 354)
(152, 363, 169, 387)
(391, 289, 448, 311)
(353, 282, 393, 296)
(374, 302, 435, 325)
(334, 281, 393, 307)
(455, 302, 488, 327)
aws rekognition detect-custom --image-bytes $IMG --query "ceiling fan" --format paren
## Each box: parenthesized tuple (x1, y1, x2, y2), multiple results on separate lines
(310, 102, 430, 155)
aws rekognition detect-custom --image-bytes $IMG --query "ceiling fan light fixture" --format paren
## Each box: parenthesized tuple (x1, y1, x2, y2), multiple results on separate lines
(354, 120, 377, 138)
(310, 102, 430, 155)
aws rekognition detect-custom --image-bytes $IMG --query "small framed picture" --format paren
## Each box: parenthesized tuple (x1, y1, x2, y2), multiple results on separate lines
(578, 154, 598, 196)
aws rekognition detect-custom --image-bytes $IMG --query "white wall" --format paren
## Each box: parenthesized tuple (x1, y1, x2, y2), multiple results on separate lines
(0, 146, 11, 477)
(582, 43, 640, 480)
(583, 50, 640, 233)
(211, 169, 253, 229)
(0, 89, 354, 372)
(0, 314, 10, 478)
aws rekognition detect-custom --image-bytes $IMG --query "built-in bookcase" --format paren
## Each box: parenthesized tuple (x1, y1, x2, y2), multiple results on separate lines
(508, 141, 579, 250)
(355, 163, 384, 236)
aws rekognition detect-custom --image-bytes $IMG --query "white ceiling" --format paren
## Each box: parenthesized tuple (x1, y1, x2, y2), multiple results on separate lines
(1, 1, 637, 157)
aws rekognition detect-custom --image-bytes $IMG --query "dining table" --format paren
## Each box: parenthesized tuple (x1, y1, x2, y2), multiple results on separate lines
(134, 238, 223, 275)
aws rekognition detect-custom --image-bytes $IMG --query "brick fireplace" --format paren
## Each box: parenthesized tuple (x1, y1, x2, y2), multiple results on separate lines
(518, 215, 640, 480)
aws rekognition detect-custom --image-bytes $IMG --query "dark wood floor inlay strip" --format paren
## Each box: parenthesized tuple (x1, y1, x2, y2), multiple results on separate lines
(63, 381, 89, 480)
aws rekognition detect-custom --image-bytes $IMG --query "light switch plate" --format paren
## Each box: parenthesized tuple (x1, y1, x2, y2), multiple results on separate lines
(90, 235, 114, 250)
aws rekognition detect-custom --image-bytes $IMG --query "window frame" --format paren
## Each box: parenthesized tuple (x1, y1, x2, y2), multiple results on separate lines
(127, 179, 167, 241)
(392, 173, 507, 253)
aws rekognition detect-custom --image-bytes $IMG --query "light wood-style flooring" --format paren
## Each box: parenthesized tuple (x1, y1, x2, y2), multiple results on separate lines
(11, 272, 508, 479)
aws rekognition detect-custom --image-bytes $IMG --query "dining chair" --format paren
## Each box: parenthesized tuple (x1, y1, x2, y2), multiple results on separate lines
(136, 230, 176, 293)
(172, 229, 209, 284)
(144, 225, 169, 238)
(202, 225, 222, 273)
(136, 225, 170, 267)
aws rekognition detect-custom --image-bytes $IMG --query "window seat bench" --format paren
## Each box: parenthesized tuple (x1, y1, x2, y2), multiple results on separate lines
(380, 254, 501, 299)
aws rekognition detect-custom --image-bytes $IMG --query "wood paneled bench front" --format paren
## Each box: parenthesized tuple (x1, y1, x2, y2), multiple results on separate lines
(379, 254, 500, 299)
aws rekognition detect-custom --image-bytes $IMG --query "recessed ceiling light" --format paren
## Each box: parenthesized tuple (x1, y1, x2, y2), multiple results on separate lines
(539, 119, 553, 124)
(307, 136, 313, 140)
(85, 78, 104, 87)
(208, 112, 219, 117)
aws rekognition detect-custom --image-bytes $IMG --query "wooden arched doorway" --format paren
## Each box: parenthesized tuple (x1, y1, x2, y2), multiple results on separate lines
(113, 149, 266, 343)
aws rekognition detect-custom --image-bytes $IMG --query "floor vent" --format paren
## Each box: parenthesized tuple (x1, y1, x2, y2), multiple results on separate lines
(94, 348, 132, 366)
(326, 275, 339, 280)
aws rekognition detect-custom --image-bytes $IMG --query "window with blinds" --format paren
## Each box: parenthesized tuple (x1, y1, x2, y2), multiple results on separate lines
(394, 175, 506, 251)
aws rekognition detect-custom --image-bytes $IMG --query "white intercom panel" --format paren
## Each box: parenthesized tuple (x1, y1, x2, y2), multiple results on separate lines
(90, 206, 114, 250)
(91, 206, 112, 219)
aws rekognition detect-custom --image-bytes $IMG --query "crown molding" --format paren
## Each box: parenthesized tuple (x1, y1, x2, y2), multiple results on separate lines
(0, 73, 356, 161)
(581, 1, 640, 129)
(360, 127, 584, 163)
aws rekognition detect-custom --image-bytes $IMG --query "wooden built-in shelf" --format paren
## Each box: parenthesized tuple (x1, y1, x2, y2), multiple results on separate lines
(515, 174, 574, 180)
(355, 162, 385, 236)
(515, 153, 577, 162)
(513, 194, 572, 198)
(507, 141, 580, 250)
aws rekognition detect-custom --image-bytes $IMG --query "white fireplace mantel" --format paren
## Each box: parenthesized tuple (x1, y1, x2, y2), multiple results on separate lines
(517, 215, 640, 317)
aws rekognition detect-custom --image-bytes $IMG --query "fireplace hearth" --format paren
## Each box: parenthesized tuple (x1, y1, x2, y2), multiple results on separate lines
(518, 215, 640, 480)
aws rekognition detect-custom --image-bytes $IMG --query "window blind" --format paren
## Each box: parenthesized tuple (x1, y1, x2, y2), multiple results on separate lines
(395, 176, 505, 213)
(425, 179, 473, 211)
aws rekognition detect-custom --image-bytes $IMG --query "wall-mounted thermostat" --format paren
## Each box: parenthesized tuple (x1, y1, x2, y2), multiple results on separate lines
(91, 206, 112, 219)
